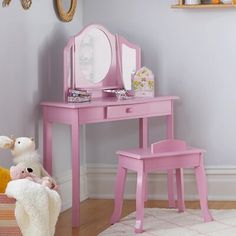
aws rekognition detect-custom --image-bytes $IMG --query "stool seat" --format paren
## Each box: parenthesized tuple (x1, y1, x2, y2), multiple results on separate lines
(110, 139, 213, 233)
(117, 146, 205, 159)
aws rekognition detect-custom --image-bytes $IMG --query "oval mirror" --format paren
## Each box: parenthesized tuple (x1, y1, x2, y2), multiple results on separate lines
(76, 28, 112, 86)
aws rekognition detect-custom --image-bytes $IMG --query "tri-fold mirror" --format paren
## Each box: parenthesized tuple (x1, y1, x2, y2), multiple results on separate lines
(63, 24, 141, 100)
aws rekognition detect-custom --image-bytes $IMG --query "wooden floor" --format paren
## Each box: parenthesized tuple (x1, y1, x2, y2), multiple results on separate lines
(55, 199, 236, 236)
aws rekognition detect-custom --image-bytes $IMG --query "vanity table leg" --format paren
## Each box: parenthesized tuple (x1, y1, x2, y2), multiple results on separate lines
(167, 102, 176, 208)
(139, 118, 148, 201)
(71, 112, 80, 227)
(43, 117, 53, 175)
(139, 118, 148, 148)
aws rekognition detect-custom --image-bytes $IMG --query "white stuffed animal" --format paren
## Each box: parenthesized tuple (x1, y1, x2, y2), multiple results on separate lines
(0, 136, 57, 188)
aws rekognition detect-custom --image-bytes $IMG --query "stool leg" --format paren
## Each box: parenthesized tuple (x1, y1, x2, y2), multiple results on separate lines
(110, 164, 127, 224)
(176, 168, 185, 212)
(167, 169, 176, 208)
(135, 167, 145, 233)
(195, 155, 213, 222)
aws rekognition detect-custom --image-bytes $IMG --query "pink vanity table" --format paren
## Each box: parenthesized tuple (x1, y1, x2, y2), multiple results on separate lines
(41, 24, 178, 227)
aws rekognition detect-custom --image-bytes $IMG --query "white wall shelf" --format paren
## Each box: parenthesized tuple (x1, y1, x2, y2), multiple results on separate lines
(172, 1, 236, 8)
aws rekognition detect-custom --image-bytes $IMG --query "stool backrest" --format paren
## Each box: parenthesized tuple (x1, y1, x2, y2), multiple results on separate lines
(151, 139, 187, 153)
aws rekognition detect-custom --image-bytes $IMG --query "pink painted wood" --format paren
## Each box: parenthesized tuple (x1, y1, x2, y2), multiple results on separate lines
(110, 139, 213, 233)
(41, 96, 178, 227)
(116, 35, 141, 91)
(45, 20, 178, 228)
(63, 24, 121, 100)
(167, 100, 175, 208)
(139, 118, 148, 202)
(63, 24, 143, 99)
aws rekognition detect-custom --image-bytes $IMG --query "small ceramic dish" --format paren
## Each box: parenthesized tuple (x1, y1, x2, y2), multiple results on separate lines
(185, 0, 201, 4)
(221, 0, 232, 3)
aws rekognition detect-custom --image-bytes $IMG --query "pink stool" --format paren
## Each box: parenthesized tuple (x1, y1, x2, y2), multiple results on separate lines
(110, 139, 213, 233)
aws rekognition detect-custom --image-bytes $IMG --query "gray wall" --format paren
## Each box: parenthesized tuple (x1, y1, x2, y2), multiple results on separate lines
(2, 0, 236, 175)
(0, 1, 83, 176)
(84, 0, 236, 166)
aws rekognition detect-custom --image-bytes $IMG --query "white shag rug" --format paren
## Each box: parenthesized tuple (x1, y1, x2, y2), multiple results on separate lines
(100, 208, 236, 236)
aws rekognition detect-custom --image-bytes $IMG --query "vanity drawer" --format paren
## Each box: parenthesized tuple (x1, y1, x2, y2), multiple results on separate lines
(106, 101, 171, 119)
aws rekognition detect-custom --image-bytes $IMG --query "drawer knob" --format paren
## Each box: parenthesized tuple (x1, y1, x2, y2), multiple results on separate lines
(126, 108, 133, 113)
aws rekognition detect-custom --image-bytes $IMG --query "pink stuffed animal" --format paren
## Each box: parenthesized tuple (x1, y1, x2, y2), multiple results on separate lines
(10, 163, 56, 189)
(0, 136, 57, 189)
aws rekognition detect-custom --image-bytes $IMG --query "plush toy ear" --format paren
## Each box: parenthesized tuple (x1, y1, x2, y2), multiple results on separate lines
(0, 136, 15, 150)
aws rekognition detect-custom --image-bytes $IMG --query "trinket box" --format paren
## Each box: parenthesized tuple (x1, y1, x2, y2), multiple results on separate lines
(67, 88, 91, 103)
(132, 67, 154, 97)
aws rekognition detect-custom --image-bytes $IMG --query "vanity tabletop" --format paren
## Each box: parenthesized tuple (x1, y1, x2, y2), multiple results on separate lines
(40, 96, 179, 109)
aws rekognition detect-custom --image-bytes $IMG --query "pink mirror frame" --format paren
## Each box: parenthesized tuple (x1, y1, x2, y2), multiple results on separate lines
(63, 24, 141, 101)
(116, 35, 141, 91)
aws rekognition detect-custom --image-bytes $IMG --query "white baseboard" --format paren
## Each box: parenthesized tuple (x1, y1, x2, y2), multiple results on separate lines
(55, 167, 88, 211)
(87, 164, 236, 201)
